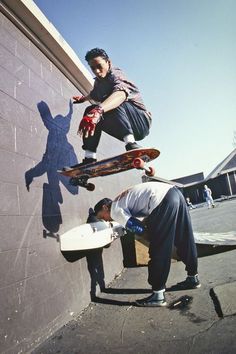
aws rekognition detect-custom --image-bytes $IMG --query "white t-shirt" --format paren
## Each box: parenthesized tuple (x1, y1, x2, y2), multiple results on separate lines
(111, 182, 173, 226)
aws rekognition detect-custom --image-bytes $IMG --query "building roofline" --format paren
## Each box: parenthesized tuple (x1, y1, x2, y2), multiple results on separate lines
(205, 148, 236, 180)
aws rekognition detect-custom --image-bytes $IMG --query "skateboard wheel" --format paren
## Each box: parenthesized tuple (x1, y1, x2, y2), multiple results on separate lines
(145, 166, 155, 177)
(86, 183, 95, 191)
(132, 157, 145, 169)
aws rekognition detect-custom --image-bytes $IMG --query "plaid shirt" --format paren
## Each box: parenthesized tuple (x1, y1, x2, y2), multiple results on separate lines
(89, 67, 149, 113)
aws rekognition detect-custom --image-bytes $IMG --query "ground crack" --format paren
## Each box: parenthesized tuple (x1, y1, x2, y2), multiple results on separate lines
(209, 288, 223, 318)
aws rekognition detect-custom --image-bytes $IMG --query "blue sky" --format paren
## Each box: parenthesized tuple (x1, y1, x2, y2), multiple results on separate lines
(34, 0, 236, 179)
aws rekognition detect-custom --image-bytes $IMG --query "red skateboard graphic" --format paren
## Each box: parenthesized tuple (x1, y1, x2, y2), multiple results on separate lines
(58, 148, 160, 191)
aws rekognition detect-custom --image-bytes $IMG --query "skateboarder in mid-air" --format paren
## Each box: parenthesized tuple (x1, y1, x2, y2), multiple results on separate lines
(73, 48, 152, 165)
(93, 182, 201, 307)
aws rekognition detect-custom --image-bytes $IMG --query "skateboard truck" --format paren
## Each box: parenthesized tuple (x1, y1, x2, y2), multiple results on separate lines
(69, 176, 95, 191)
(132, 157, 155, 177)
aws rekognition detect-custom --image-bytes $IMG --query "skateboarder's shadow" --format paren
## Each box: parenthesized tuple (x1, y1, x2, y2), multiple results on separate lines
(84, 212, 107, 300)
(25, 100, 78, 235)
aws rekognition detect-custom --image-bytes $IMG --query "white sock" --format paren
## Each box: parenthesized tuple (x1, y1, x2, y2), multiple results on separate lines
(85, 150, 96, 159)
(153, 289, 165, 300)
(123, 134, 135, 144)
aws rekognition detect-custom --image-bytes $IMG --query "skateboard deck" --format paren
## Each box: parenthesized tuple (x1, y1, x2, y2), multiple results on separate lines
(59, 221, 125, 251)
(58, 147, 160, 191)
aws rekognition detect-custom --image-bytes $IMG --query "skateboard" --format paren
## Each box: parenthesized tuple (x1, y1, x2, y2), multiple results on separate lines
(58, 148, 160, 191)
(59, 221, 125, 251)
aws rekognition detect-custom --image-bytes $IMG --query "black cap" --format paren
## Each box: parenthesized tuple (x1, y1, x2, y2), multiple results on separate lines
(94, 198, 112, 215)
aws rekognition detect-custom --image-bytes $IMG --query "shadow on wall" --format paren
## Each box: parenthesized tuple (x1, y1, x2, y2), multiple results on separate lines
(61, 210, 106, 300)
(62, 209, 138, 301)
(86, 211, 106, 300)
(62, 246, 106, 301)
(63, 240, 141, 305)
(25, 100, 78, 235)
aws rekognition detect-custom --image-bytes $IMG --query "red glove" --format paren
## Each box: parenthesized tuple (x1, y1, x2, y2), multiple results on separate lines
(78, 106, 104, 138)
(73, 95, 87, 104)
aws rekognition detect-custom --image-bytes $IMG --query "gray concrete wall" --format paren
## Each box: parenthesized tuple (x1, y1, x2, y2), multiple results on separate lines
(0, 9, 141, 354)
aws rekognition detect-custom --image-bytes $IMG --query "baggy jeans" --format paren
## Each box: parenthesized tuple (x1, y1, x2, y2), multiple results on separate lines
(146, 187, 198, 291)
(82, 102, 151, 152)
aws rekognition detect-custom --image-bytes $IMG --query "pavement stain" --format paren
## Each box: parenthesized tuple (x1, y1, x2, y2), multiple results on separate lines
(169, 295, 208, 324)
(184, 311, 207, 324)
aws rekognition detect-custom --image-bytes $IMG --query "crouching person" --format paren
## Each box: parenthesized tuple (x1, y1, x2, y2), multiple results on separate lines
(93, 182, 200, 307)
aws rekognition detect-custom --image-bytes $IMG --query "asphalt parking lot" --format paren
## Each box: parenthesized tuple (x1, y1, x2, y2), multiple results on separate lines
(190, 198, 236, 235)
